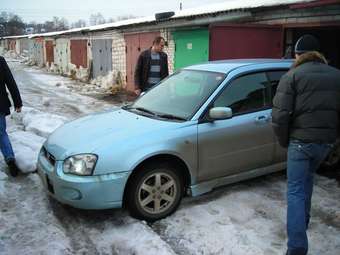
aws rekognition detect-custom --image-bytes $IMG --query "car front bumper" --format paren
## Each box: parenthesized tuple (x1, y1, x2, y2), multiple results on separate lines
(37, 151, 131, 210)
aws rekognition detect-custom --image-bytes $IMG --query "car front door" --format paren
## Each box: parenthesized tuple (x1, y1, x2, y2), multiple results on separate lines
(197, 71, 275, 181)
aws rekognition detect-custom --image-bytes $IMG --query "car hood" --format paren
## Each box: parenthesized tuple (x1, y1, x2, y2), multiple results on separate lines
(45, 109, 187, 160)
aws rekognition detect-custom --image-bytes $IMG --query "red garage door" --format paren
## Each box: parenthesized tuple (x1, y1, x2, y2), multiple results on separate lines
(70, 39, 88, 68)
(209, 24, 284, 60)
(45, 40, 54, 64)
(125, 32, 160, 92)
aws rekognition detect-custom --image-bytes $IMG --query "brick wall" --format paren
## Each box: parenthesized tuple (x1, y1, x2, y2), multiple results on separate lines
(161, 29, 175, 75)
(112, 31, 126, 88)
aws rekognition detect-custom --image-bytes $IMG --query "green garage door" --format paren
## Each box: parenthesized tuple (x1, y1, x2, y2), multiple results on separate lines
(173, 29, 209, 70)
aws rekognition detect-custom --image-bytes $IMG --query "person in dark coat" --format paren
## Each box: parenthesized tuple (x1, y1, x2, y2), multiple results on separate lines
(0, 56, 22, 177)
(272, 35, 340, 255)
(134, 36, 169, 95)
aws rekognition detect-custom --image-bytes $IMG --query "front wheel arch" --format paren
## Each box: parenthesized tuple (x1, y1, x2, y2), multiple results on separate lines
(123, 155, 191, 221)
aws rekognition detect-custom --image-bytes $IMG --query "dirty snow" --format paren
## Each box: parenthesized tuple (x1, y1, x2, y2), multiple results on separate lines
(0, 58, 339, 255)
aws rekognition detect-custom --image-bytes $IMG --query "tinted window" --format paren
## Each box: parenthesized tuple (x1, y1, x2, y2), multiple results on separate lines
(266, 70, 287, 103)
(213, 72, 269, 115)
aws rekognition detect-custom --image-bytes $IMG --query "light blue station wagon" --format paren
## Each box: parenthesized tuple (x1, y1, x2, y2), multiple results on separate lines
(38, 59, 297, 221)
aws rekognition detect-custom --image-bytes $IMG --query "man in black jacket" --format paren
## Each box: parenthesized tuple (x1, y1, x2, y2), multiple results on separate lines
(0, 56, 22, 177)
(272, 35, 340, 255)
(134, 36, 169, 95)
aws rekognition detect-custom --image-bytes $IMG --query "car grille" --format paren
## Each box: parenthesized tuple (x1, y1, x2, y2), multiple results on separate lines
(42, 147, 56, 166)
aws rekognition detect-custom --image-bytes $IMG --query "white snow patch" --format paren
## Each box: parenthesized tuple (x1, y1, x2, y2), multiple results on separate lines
(91, 220, 176, 255)
(0, 174, 72, 254)
(0, 170, 8, 195)
(9, 131, 46, 173)
(91, 71, 114, 90)
(5, 107, 67, 173)
(22, 108, 67, 138)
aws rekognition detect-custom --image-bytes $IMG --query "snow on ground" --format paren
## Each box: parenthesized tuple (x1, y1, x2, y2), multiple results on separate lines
(155, 175, 340, 255)
(0, 59, 339, 255)
(3, 106, 69, 173)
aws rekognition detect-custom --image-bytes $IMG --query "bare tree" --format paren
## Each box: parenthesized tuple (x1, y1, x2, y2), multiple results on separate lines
(71, 19, 87, 28)
(0, 12, 25, 36)
(89, 13, 106, 26)
(51, 16, 69, 31)
(116, 15, 137, 21)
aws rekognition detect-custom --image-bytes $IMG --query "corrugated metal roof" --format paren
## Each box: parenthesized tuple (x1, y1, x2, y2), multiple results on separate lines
(1, 0, 318, 39)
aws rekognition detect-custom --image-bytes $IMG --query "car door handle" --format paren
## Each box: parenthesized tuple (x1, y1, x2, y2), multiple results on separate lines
(255, 115, 270, 123)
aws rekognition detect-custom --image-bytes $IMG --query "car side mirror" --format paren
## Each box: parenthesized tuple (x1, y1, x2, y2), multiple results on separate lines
(209, 107, 233, 120)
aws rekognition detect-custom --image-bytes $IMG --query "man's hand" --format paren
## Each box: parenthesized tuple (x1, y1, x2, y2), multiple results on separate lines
(15, 107, 22, 113)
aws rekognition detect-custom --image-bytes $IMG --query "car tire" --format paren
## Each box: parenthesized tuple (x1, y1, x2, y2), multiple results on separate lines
(126, 162, 184, 222)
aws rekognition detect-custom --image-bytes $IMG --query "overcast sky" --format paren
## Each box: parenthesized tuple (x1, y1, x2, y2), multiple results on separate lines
(1, 0, 229, 24)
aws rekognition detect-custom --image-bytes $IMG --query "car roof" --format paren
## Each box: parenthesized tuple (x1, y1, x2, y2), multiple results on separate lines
(183, 59, 294, 74)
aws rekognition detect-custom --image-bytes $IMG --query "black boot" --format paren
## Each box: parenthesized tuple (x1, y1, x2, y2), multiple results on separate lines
(6, 159, 19, 177)
(286, 248, 308, 255)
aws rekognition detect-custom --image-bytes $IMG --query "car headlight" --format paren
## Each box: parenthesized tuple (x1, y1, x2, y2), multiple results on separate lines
(63, 154, 98, 176)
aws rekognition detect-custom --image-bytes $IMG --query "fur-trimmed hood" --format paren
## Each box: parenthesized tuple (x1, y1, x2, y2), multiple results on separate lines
(293, 51, 327, 68)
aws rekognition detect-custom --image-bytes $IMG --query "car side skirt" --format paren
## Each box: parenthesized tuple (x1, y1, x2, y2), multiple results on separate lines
(189, 162, 286, 197)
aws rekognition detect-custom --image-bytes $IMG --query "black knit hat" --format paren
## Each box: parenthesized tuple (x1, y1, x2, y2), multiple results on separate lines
(294, 34, 320, 54)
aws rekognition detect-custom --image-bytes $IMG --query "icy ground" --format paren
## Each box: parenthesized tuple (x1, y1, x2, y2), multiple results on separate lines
(0, 60, 339, 255)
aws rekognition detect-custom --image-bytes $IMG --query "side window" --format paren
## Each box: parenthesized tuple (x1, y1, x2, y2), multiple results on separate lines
(213, 72, 269, 115)
(266, 70, 287, 103)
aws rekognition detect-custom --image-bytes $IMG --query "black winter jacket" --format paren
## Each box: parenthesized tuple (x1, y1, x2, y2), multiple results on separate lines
(272, 52, 340, 147)
(134, 49, 169, 91)
(0, 56, 22, 116)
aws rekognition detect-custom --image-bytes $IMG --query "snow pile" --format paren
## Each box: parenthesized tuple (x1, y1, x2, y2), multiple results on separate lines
(68, 63, 89, 82)
(9, 131, 46, 173)
(46, 62, 59, 73)
(21, 107, 67, 138)
(3, 50, 20, 59)
(7, 107, 68, 173)
(90, 71, 117, 92)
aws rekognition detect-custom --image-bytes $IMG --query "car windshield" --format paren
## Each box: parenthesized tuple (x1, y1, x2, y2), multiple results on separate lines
(129, 70, 226, 120)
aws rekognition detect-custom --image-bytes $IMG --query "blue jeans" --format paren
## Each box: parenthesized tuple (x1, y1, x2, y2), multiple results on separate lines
(0, 114, 15, 162)
(286, 141, 332, 254)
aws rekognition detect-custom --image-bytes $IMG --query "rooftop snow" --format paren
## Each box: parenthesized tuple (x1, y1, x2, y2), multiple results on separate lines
(2, 0, 317, 39)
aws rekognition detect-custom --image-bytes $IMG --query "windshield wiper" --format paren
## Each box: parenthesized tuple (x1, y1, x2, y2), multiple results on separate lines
(134, 107, 157, 115)
(126, 106, 157, 116)
(156, 113, 186, 121)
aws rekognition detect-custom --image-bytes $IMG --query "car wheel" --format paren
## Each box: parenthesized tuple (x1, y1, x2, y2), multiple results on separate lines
(126, 162, 184, 222)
